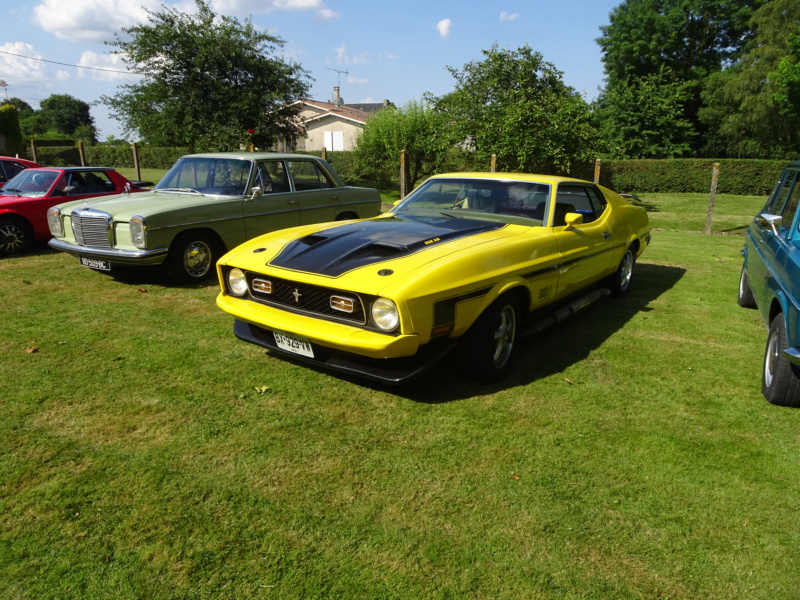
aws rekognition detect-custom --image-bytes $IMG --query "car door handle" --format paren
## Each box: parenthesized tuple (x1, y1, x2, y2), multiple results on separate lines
(287, 199, 298, 205)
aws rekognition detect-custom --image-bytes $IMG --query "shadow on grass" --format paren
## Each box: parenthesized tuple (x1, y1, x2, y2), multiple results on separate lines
(265, 263, 686, 402)
(383, 263, 685, 402)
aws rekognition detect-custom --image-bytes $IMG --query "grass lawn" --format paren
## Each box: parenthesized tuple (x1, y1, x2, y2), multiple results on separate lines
(3, 197, 799, 599)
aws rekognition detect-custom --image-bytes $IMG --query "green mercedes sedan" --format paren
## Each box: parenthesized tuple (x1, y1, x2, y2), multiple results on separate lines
(47, 152, 382, 284)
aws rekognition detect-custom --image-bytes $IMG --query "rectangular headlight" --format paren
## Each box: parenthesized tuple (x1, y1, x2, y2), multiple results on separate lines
(47, 207, 63, 237)
(130, 215, 146, 249)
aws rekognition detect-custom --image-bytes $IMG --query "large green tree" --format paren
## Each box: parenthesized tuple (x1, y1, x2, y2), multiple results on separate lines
(354, 101, 457, 188)
(38, 94, 96, 141)
(597, 0, 765, 154)
(102, 0, 310, 150)
(594, 68, 694, 158)
(431, 45, 596, 173)
(698, 0, 800, 157)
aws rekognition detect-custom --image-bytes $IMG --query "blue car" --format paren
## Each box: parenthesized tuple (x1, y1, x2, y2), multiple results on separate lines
(739, 160, 800, 407)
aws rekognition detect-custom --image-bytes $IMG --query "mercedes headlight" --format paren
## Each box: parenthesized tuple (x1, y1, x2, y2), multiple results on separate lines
(227, 268, 248, 296)
(371, 297, 399, 331)
(130, 215, 146, 249)
(47, 207, 63, 237)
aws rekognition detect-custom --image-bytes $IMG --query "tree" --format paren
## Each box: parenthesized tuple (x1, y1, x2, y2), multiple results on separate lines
(597, 0, 765, 154)
(38, 94, 96, 142)
(354, 101, 457, 188)
(594, 68, 694, 158)
(432, 45, 596, 173)
(772, 31, 800, 119)
(102, 0, 310, 150)
(698, 0, 800, 157)
(0, 104, 23, 154)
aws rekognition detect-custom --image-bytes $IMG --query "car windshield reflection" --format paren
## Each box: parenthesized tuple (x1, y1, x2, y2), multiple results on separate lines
(2, 170, 58, 198)
(394, 177, 550, 225)
(155, 157, 253, 196)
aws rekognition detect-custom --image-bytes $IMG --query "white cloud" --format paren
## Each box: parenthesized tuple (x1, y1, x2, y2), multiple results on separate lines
(347, 75, 367, 85)
(499, 11, 519, 21)
(31, 0, 338, 41)
(77, 51, 137, 82)
(0, 42, 49, 85)
(379, 51, 399, 60)
(31, 0, 156, 43)
(55, 70, 71, 81)
(333, 44, 369, 66)
(436, 18, 452, 39)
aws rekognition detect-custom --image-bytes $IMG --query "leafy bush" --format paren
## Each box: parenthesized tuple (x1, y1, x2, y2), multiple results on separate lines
(0, 104, 23, 155)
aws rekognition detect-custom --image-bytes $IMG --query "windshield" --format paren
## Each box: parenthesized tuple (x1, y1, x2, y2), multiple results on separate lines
(2, 169, 59, 198)
(155, 157, 253, 196)
(394, 177, 551, 225)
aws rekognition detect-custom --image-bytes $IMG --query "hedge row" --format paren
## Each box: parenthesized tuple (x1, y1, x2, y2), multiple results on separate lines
(590, 159, 788, 196)
(20, 143, 793, 196)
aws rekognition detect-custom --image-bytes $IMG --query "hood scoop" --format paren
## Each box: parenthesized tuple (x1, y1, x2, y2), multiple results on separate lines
(269, 215, 504, 277)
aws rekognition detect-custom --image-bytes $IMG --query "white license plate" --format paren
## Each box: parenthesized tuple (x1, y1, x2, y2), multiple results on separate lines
(273, 329, 314, 358)
(80, 257, 111, 271)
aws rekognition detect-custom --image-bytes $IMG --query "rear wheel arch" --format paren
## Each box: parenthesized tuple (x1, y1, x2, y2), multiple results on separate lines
(335, 211, 358, 221)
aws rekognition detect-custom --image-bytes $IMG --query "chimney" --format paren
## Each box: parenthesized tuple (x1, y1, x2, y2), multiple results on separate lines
(333, 87, 341, 105)
(383, 99, 390, 107)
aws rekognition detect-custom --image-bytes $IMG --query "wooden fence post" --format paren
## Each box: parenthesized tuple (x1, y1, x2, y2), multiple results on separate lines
(704, 162, 720, 234)
(400, 149, 407, 199)
(594, 158, 601, 184)
(78, 141, 86, 166)
(132, 142, 142, 183)
(321, 147, 327, 162)
(491, 154, 497, 172)
(30, 139, 37, 164)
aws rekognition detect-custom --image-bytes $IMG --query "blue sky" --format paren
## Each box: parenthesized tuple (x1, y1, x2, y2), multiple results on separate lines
(0, 0, 621, 141)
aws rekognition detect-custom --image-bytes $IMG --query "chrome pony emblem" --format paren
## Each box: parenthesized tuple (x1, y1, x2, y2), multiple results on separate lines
(292, 288, 302, 303)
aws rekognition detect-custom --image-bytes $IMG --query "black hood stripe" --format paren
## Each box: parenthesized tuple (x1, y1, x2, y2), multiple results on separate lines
(268, 214, 505, 277)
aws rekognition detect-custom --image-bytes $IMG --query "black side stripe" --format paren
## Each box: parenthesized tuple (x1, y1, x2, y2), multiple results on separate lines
(433, 286, 493, 329)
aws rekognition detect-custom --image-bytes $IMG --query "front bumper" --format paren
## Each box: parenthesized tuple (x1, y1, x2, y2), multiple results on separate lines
(48, 238, 169, 266)
(233, 319, 455, 385)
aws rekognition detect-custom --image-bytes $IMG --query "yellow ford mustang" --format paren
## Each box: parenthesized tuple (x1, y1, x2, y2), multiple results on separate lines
(216, 172, 651, 384)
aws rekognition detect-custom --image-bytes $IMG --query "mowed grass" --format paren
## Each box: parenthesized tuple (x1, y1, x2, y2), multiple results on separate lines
(2, 199, 800, 599)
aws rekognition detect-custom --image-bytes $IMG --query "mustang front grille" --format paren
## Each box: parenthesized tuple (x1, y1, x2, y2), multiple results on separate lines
(71, 209, 113, 248)
(245, 272, 366, 325)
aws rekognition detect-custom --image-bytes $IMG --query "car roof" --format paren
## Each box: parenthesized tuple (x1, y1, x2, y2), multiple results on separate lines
(428, 172, 592, 185)
(181, 152, 324, 161)
(28, 166, 116, 172)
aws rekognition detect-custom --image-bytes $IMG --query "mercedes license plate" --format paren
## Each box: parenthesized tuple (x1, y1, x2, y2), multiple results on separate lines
(80, 257, 111, 271)
(273, 329, 314, 358)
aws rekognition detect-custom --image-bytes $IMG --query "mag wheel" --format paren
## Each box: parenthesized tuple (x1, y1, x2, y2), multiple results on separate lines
(609, 247, 635, 298)
(0, 217, 33, 255)
(458, 295, 520, 383)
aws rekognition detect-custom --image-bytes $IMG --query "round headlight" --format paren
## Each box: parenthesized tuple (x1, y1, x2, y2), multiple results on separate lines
(371, 297, 399, 331)
(227, 268, 248, 296)
(47, 207, 63, 237)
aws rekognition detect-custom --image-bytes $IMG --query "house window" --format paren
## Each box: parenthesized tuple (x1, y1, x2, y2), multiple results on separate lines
(323, 131, 345, 151)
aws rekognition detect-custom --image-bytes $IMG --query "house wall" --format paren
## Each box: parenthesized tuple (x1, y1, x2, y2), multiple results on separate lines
(302, 118, 364, 152)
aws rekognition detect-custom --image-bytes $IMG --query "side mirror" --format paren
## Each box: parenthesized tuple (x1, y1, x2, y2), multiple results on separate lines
(564, 212, 584, 229)
(248, 186, 263, 201)
(757, 213, 782, 236)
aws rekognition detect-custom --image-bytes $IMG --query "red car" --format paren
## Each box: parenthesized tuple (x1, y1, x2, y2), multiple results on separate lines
(0, 166, 151, 255)
(0, 156, 43, 190)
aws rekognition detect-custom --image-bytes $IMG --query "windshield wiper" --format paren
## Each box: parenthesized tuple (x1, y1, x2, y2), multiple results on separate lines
(155, 187, 205, 195)
(4, 188, 21, 196)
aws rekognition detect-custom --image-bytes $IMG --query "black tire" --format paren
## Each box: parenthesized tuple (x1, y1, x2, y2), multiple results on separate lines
(738, 264, 757, 309)
(166, 231, 222, 284)
(457, 295, 520, 383)
(762, 314, 800, 407)
(609, 246, 635, 298)
(335, 212, 358, 221)
(0, 217, 33, 255)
